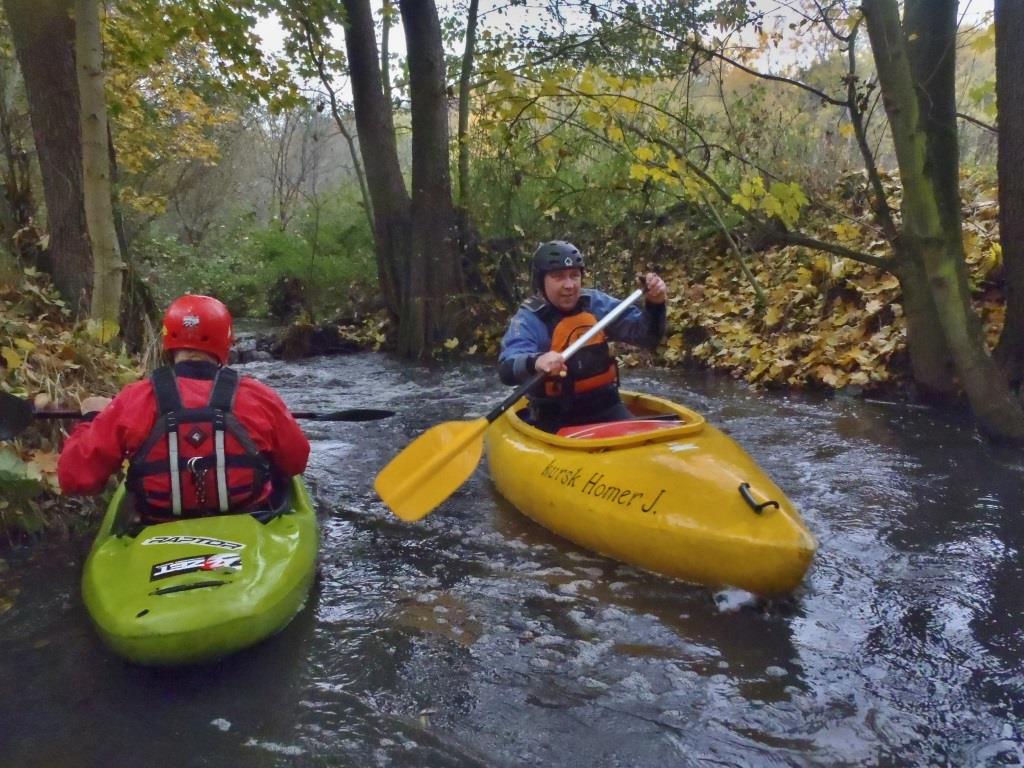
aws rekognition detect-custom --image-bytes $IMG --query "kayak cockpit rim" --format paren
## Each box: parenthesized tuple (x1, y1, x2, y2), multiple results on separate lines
(502, 390, 706, 449)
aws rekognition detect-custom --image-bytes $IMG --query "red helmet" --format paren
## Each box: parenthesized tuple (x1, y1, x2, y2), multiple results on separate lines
(162, 295, 233, 364)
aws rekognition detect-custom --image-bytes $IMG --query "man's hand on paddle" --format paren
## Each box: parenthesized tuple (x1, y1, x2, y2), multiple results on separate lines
(535, 351, 567, 377)
(79, 396, 112, 415)
(643, 272, 667, 304)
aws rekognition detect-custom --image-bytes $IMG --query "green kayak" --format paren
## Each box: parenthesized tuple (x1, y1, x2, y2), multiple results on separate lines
(82, 476, 319, 666)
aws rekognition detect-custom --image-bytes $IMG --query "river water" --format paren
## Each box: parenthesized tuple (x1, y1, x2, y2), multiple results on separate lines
(1, 352, 1022, 767)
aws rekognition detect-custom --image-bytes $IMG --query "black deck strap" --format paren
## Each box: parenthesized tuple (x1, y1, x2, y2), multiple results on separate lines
(208, 366, 240, 411)
(150, 366, 182, 415)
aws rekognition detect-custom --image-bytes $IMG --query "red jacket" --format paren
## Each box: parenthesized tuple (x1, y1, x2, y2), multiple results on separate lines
(58, 361, 310, 497)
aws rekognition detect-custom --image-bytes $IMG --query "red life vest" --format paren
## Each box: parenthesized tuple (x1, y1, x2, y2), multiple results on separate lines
(127, 366, 271, 519)
(544, 309, 618, 397)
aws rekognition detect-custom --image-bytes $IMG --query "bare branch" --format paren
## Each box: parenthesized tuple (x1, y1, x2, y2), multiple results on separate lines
(843, 23, 899, 241)
(957, 111, 997, 133)
(700, 191, 767, 305)
(764, 229, 892, 269)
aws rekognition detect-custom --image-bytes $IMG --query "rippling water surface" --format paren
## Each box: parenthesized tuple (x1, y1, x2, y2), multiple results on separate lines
(1, 352, 1022, 767)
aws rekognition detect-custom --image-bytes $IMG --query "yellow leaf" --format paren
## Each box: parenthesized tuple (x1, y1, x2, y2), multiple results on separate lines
(971, 24, 995, 54)
(634, 146, 656, 162)
(606, 125, 624, 142)
(980, 242, 1003, 279)
(629, 163, 651, 181)
(732, 192, 754, 211)
(764, 305, 783, 329)
(830, 222, 859, 243)
(13, 339, 35, 352)
(581, 110, 605, 129)
(494, 69, 515, 88)
(578, 70, 597, 94)
(443, 337, 459, 350)
(539, 78, 561, 96)
(1, 347, 22, 369)
(839, 123, 855, 139)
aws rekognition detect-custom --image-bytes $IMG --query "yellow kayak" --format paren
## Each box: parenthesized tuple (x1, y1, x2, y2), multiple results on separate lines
(484, 391, 816, 596)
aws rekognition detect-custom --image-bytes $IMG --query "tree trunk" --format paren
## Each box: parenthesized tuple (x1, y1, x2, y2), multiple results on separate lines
(993, 0, 1024, 386)
(894, 0, 961, 397)
(4, 0, 91, 312)
(76, 0, 123, 338)
(457, 0, 480, 209)
(341, 0, 409, 320)
(903, 0, 961, 240)
(894, 256, 957, 392)
(842, 23, 955, 394)
(0, 66, 36, 258)
(399, 0, 464, 359)
(863, 0, 1024, 440)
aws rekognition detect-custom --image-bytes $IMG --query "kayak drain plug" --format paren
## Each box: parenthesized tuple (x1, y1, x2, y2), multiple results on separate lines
(738, 483, 780, 514)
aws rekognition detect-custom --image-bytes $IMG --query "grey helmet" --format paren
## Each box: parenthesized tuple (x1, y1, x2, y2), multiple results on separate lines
(531, 241, 585, 291)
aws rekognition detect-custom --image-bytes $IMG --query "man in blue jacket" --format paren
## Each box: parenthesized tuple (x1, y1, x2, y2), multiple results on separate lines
(499, 241, 668, 432)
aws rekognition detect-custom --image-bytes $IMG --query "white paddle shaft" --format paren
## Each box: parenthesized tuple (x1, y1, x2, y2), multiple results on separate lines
(560, 287, 644, 361)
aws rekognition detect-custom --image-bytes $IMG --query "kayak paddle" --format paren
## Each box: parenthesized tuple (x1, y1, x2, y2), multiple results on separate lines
(374, 288, 645, 522)
(0, 390, 394, 440)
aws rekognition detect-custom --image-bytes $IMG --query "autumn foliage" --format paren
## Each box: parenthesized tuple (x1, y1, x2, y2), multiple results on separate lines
(0, 267, 142, 538)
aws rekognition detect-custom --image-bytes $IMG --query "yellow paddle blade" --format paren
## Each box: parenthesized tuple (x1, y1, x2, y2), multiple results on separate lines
(374, 418, 489, 522)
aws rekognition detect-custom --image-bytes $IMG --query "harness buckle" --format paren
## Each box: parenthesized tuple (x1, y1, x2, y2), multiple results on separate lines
(187, 456, 209, 506)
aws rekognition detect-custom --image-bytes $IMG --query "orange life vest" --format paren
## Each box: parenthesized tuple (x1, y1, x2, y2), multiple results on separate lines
(544, 310, 618, 397)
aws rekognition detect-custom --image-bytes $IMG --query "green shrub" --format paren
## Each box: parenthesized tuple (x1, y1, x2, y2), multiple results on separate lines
(132, 188, 377, 320)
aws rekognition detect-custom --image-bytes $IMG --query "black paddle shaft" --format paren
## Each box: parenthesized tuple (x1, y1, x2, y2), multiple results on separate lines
(7, 405, 394, 422)
(0, 390, 393, 440)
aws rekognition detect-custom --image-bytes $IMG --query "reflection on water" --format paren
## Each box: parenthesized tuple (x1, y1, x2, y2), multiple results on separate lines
(0, 353, 1022, 767)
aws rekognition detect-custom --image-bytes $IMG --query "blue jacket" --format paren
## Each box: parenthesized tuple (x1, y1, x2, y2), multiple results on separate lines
(498, 289, 666, 386)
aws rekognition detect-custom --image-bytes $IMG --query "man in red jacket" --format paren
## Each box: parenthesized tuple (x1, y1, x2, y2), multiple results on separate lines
(58, 295, 309, 520)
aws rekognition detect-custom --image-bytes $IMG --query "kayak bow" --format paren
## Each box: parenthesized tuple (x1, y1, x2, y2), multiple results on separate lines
(485, 391, 816, 596)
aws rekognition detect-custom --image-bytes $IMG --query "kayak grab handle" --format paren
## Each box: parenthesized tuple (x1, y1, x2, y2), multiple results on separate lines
(738, 483, 780, 514)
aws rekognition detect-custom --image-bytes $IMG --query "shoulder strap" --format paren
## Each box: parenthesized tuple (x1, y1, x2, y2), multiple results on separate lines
(148, 366, 184, 514)
(207, 367, 240, 513)
(150, 366, 182, 414)
(208, 366, 239, 411)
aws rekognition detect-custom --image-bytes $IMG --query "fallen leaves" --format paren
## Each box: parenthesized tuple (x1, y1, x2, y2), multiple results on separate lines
(598, 176, 1007, 393)
(0, 269, 141, 539)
